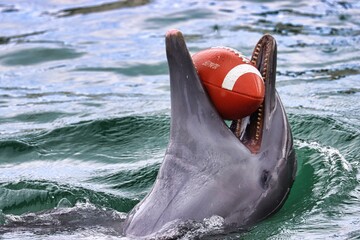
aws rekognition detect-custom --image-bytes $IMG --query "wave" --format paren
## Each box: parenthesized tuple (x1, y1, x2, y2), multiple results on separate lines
(0, 200, 126, 237)
(0, 115, 170, 163)
(0, 115, 169, 216)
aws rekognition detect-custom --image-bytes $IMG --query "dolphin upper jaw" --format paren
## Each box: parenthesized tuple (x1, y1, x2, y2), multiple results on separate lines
(123, 30, 296, 237)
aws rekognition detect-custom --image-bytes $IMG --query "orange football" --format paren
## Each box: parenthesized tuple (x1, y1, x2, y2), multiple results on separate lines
(192, 47, 265, 120)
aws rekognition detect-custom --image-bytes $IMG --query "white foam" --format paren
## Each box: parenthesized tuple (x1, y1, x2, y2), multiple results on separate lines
(295, 140, 352, 171)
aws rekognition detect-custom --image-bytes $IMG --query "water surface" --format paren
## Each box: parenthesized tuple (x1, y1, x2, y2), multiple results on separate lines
(0, 0, 360, 239)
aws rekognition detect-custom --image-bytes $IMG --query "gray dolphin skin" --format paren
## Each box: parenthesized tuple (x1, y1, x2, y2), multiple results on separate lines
(123, 29, 297, 237)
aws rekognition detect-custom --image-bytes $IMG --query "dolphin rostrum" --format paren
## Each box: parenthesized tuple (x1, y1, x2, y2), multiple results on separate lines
(123, 29, 296, 238)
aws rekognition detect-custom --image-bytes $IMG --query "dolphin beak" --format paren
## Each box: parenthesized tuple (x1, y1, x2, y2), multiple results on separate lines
(165, 29, 229, 142)
(231, 34, 278, 154)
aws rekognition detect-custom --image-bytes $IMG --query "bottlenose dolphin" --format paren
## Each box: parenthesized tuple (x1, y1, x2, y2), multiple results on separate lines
(123, 30, 296, 237)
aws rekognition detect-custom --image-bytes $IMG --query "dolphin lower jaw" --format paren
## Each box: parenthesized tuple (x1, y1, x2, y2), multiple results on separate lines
(231, 34, 277, 154)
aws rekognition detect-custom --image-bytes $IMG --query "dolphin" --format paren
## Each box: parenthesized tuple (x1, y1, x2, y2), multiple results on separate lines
(123, 29, 296, 238)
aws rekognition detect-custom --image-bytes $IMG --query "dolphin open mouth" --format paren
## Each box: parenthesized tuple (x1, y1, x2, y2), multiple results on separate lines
(163, 29, 278, 154)
(230, 34, 277, 154)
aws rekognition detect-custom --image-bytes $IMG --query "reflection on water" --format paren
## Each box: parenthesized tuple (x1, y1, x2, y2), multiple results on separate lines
(0, 0, 360, 239)
(0, 47, 84, 66)
(0, 31, 46, 45)
(53, 0, 150, 17)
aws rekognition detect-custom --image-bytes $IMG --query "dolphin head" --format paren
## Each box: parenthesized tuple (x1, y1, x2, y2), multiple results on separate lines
(123, 30, 296, 237)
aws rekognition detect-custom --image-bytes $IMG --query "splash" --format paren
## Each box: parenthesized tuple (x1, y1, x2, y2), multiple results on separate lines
(295, 139, 352, 172)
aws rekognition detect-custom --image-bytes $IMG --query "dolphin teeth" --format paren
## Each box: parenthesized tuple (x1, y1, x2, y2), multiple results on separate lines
(235, 119, 242, 138)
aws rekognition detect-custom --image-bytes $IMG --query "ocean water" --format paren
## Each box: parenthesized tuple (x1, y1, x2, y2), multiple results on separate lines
(0, 0, 359, 239)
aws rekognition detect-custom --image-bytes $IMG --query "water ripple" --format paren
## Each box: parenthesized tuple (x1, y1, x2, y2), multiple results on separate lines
(0, 0, 360, 239)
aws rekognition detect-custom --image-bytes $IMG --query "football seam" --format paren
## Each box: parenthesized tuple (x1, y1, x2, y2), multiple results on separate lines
(212, 46, 250, 64)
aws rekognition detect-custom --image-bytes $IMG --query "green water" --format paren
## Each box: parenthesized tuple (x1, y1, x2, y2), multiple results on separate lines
(0, 0, 359, 239)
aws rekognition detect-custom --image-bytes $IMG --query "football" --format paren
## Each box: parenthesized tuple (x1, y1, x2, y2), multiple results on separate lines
(192, 47, 265, 120)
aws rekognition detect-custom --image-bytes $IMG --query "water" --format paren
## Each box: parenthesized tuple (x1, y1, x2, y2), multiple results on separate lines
(0, 0, 359, 239)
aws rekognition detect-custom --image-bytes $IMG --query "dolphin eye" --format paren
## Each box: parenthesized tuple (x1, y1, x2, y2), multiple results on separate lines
(261, 170, 271, 189)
